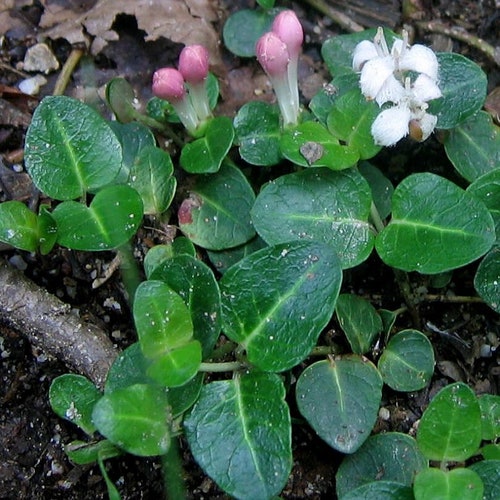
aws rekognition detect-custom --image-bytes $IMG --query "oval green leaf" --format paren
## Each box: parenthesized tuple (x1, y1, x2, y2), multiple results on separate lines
(444, 111, 500, 182)
(251, 168, 374, 269)
(336, 432, 427, 498)
(220, 241, 342, 372)
(180, 116, 234, 174)
(178, 161, 255, 250)
(414, 468, 483, 500)
(184, 371, 291, 500)
(52, 184, 143, 251)
(376, 173, 495, 273)
(92, 384, 170, 456)
(469, 460, 500, 500)
(335, 294, 382, 354)
(296, 356, 383, 454)
(0, 201, 39, 252)
(478, 394, 500, 441)
(24, 95, 123, 199)
(474, 248, 500, 313)
(377, 329, 435, 392)
(343, 481, 414, 500)
(468, 169, 500, 240)
(49, 374, 101, 435)
(417, 382, 482, 462)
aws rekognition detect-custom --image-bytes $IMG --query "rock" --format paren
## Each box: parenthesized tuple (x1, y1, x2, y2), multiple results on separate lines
(22, 43, 59, 74)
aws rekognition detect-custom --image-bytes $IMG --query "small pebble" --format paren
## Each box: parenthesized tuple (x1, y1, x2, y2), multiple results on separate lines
(18, 74, 47, 95)
(22, 43, 59, 74)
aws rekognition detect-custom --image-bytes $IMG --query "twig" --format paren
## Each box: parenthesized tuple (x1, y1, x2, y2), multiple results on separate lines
(415, 21, 500, 66)
(53, 47, 85, 96)
(0, 259, 117, 387)
(300, 0, 364, 33)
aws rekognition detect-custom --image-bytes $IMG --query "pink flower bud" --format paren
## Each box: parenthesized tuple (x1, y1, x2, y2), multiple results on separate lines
(272, 10, 303, 58)
(255, 32, 290, 79)
(152, 68, 186, 102)
(178, 45, 210, 84)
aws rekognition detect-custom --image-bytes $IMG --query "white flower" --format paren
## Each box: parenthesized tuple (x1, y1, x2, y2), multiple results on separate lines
(353, 28, 442, 145)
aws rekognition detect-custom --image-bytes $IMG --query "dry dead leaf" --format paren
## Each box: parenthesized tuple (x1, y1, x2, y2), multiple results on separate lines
(39, 0, 222, 69)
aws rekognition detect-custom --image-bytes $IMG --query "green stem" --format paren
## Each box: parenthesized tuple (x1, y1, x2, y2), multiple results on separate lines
(161, 438, 187, 500)
(132, 110, 185, 148)
(310, 345, 341, 356)
(369, 201, 385, 234)
(117, 243, 143, 305)
(198, 361, 245, 372)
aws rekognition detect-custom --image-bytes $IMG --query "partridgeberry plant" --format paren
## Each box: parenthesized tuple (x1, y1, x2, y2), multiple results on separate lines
(1, 1, 500, 498)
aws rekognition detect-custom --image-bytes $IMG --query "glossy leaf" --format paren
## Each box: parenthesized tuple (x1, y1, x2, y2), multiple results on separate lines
(220, 241, 342, 371)
(413, 468, 483, 500)
(336, 432, 427, 498)
(280, 121, 359, 169)
(474, 248, 500, 313)
(376, 173, 495, 273)
(478, 394, 500, 440)
(180, 116, 234, 174)
(37, 206, 58, 254)
(444, 111, 500, 182)
(359, 162, 394, 219)
(377, 330, 435, 392)
(343, 481, 414, 500)
(49, 374, 101, 435)
(133, 280, 193, 357)
(184, 371, 291, 500)
(431, 53, 487, 129)
(469, 460, 500, 500)
(335, 294, 382, 354)
(129, 145, 176, 215)
(296, 356, 383, 453)
(92, 384, 170, 456)
(326, 88, 381, 159)
(52, 185, 143, 251)
(0, 201, 39, 252)
(482, 444, 500, 460)
(105, 77, 137, 123)
(178, 161, 256, 250)
(24, 95, 123, 199)
(144, 239, 197, 279)
(251, 168, 374, 269)
(233, 101, 282, 166)
(417, 382, 482, 461)
(150, 254, 222, 358)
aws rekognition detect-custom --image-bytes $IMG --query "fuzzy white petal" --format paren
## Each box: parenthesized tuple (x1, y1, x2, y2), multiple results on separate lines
(412, 74, 442, 102)
(352, 40, 378, 71)
(400, 44, 439, 80)
(415, 113, 438, 141)
(390, 39, 406, 58)
(375, 74, 406, 106)
(360, 56, 394, 99)
(371, 105, 411, 146)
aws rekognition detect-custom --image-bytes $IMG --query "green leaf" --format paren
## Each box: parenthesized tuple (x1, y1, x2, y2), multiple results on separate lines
(49, 374, 101, 435)
(296, 356, 383, 454)
(150, 254, 222, 358)
(37, 205, 58, 254)
(336, 432, 427, 499)
(413, 468, 483, 500)
(478, 394, 500, 441)
(431, 53, 488, 129)
(343, 481, 414, 500)
(376, 173, 495, 273)
(97, 453, 122, 500)
(444, 111, 500, 182)
(92, 384, 170, 456)
(326, 88, 381, 159)
(129, 145, 176, 215)
(468, 169, 500, 241)
(64, 439, 122, 465)
(178, 161, 256, 250)
(469, 460, 500, 500)
(180, 116, 234, 174)
(482, 444, 500, 460)
(0, 201, 39, 252)
(335, 294, 382, 354)
(222, 9, 276, 57)
(358, 162, 394, 219)
(52, 184, 143, 251)
(280, 121, 359, 169)
(133, 280, 193, 357)
(377, 330, 435, 392)
(24, 95, 123, 199)
(417, 382, 482, 462)
(144, 238, 197, 278)
(474, 248, 500, 313)
(105, 77, 137, 123)
(234, 101, 282, 166)
(220, 241, 342, 372)
(251, 168, 375, 269)
(184, 371, 292, 500)
(146, 340, 202, 387)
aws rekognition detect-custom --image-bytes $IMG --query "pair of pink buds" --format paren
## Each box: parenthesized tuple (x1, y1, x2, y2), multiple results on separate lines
(152, 45, 212, 135)
(255, 10, 304, 126)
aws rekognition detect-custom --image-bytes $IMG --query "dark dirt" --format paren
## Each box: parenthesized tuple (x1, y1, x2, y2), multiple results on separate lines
(1, 0, 499, 499)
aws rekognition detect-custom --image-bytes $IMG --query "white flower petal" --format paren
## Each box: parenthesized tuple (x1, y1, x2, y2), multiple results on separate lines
(375, 74, 406, 106)
(390, 39, 406, 58)
(371, 105, 411, 146)
(360, 56, 395, 100)
(400, 44, 439, 80)
(352, 40, 378, 71)
(412, 74, 442, 102)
